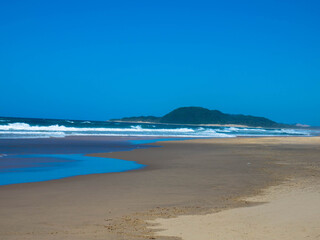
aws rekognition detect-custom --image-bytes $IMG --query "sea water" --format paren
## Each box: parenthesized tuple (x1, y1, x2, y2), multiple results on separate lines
(0, 136, 152, 186)
(0, 116, 314, 139)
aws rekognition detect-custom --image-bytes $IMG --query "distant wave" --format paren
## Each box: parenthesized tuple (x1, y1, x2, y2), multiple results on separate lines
(215, 127, 309, 136)
(0, 122, 313, 139)
(0, 122, 235, 138)
(0, 130, 66, 136)
(0, 123, 194, 133)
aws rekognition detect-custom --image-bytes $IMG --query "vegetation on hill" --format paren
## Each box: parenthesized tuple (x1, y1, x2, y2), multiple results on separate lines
(110, 107, 285, 127)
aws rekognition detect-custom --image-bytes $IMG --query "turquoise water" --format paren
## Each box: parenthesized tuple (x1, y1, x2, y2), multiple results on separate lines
(0, 154, 144, 185)
(129, 137, 192, 145)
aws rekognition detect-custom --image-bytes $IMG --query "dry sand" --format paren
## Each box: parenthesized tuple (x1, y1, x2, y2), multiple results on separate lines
(150, 177, 320, 240)
(0, 137, 319, 240)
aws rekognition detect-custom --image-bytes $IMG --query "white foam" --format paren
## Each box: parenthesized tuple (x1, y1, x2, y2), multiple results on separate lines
(81, 121, 91, 124)
(224, 127, 266, 132)
(0, 123, 195, 133)
(270, 129, 310, 135)
(0, 130, 66, 136)
(0, 122, 312, 139)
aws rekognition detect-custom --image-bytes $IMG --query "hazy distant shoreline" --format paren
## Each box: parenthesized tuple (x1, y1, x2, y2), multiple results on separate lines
(108, 119, 252, 128)
(108, 119, 316, 130)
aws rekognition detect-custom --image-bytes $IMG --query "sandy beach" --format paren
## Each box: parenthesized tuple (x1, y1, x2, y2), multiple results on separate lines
(0, 137, 320, 240)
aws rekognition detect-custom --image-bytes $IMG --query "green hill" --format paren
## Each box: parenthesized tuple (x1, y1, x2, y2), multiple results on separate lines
(110, 106, 285, 128)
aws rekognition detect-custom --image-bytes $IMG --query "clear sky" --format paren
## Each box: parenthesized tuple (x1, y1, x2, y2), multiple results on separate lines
(0, 0, 319, 125)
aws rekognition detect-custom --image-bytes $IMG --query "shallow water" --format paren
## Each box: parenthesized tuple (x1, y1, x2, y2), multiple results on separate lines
(0, 136, 155, 185)
(0, 154, 144, 185)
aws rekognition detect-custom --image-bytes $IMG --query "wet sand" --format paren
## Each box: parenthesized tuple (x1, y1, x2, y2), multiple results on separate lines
(0, 137, 319, 239)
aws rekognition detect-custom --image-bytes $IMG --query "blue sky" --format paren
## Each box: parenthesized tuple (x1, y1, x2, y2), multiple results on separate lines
(0, 0, 319, 125)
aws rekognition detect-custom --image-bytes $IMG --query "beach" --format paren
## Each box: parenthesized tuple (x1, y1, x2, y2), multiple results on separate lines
(3, 0, 319, 239)
(0, 136, 320, 239)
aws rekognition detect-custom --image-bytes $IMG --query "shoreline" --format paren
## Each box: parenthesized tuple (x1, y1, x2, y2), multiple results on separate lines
(107, 120, 251, 128)
(107, 120, 319, 130)
(0, 137, 319, 239)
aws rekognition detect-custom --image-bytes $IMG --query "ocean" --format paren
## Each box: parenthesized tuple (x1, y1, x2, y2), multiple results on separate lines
(0, 116, 315, 139)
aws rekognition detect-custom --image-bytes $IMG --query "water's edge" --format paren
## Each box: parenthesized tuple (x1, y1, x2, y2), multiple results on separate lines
(0, 137, 189, 186)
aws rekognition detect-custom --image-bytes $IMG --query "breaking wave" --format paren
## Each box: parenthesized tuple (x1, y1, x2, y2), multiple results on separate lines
(215, 127, 309, 136)
(0, 120, 313, 139)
